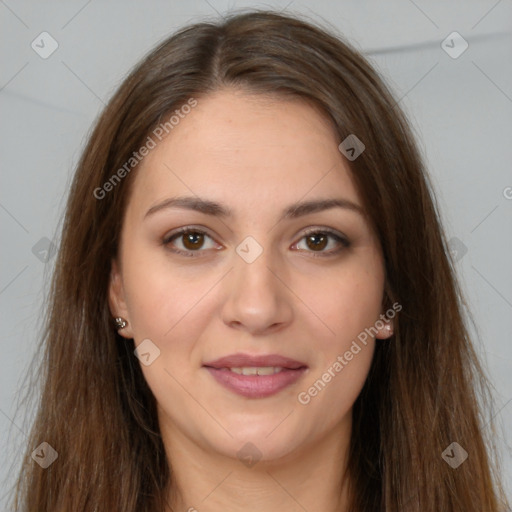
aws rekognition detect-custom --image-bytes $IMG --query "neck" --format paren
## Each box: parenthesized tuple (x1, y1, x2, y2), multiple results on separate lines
(161, 414, 353, 512)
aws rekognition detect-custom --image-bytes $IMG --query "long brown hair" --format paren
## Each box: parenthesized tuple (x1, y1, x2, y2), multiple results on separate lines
(9, 9, 509, 511)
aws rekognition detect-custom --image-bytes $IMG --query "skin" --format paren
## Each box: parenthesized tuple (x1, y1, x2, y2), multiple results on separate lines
(109, 88, 393, 512)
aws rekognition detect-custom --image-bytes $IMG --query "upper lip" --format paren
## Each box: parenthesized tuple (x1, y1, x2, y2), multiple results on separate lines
(203, 353, 307, 369)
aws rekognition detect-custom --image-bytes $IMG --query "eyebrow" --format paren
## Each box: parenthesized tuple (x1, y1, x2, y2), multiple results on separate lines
(144, 195, 365, 221)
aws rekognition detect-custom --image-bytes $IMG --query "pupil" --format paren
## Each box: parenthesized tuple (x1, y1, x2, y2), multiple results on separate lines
(307, 234, 327, 251)
(184, 232, 203, 249)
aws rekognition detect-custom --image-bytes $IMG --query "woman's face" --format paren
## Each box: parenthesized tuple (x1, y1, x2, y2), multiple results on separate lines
(109, 89, 393, 464)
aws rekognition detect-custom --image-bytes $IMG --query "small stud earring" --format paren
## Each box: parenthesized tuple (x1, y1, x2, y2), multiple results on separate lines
(114, 317, 128, 330)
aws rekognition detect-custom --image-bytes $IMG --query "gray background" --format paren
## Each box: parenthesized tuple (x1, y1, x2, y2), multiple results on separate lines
(1, 0, 511, 507)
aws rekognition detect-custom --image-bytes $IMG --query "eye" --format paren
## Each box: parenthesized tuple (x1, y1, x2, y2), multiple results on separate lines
(292, 228, 350, 258)
(163, 227, 219, 257)
(163, 226, 350, 258)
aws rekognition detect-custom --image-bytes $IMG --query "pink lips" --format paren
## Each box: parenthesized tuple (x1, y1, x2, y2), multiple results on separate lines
(203, 352, 308, 399)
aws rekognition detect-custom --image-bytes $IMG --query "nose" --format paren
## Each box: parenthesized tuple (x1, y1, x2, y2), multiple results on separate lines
(220, 240, 294, 336)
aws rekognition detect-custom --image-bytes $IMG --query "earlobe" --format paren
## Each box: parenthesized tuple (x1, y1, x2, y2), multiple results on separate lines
(377, 292, 395, 340)
(375, 318, 394, 340)
(108, 259, 133, 338)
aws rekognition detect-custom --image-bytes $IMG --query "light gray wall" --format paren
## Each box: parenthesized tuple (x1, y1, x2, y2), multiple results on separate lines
(1, 0, 511, 506)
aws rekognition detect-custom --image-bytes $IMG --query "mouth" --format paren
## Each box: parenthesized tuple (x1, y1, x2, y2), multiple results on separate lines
(202, 353, 308, 398)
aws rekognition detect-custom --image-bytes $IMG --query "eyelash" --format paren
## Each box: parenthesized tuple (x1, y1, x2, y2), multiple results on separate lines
(162, 226, 350, 259)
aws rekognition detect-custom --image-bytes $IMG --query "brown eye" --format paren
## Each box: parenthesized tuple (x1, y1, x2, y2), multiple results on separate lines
(294, 229, 350, 258)
(163, 227, 349, 258)
(163, 228, 218, 257)
(181, 231, 205, 250)
(305, 233, 329, 251)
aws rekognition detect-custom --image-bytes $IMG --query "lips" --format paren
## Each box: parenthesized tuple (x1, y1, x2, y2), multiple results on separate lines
(202, 352, 308, 398)
(203, 353, 307, 370)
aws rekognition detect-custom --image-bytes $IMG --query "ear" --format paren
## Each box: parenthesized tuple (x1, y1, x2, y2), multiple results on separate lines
(374, 313, 394, 340)
(108, 258, 134, 338)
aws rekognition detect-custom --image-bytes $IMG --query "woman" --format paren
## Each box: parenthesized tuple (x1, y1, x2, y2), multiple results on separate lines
(10, 9, 509, 512)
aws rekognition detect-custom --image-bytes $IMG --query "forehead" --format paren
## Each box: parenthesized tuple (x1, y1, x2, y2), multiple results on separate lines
(126, 89, 362, 219)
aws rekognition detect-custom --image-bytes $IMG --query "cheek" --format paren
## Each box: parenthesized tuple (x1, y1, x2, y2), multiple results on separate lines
(298, 342, 375, 434)
(120, 240, 177, 329)
(121, 261, 216, 399)
(121, 249, 219, 350)
(298, 259, 385, 347)
(293, 258, 383, 407)
(295, 268, 380, 425)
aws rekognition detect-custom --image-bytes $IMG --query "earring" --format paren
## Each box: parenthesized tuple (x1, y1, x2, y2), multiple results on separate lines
(385, 323, 393, 336)
(114, 317, 128, 330)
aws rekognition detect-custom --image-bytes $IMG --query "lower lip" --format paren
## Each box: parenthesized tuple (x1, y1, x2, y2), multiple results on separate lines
(204, 367, 308, 398)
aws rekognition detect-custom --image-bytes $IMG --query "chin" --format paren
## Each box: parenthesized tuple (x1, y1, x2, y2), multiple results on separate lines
(211, 423, 306, 464)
